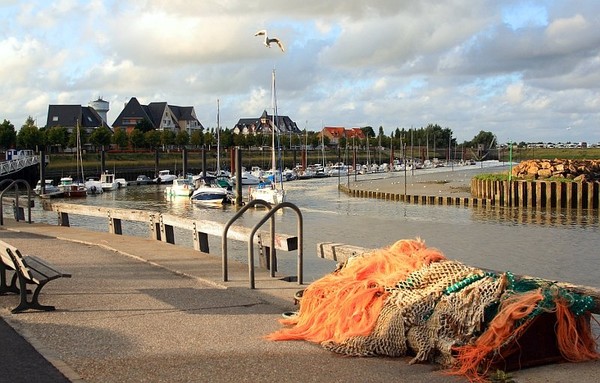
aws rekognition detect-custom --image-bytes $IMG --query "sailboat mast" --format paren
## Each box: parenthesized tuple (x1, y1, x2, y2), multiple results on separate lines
(271, 69, 276, 172)
(77, 120, 84, 182)
(216, 98, 220, 174)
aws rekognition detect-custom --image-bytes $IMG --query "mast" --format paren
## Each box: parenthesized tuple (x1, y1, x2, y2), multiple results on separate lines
(271, 69, 276, 172)
(77, 120, 84, 182)
(216, 98, 220, 175)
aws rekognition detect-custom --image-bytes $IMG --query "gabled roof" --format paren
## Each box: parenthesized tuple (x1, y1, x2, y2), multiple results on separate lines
(234, 110, 300, 134)
(46, 105, 106, 129)
(112, 98, 202, 130)
(111, 97, 155, 128)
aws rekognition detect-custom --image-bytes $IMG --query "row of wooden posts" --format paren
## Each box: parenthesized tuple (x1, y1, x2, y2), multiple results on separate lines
(340, 179, 600, 211)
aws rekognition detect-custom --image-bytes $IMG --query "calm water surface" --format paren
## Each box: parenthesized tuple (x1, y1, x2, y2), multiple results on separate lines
(26, 166, 599, 287)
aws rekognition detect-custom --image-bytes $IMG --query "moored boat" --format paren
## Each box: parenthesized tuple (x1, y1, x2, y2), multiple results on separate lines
(58, 177, 87, 198)
(190, 176, 231, 205)
(100, 172, 119, 191)
(165, 177, 193, 197)
(154, 170, 177, 184)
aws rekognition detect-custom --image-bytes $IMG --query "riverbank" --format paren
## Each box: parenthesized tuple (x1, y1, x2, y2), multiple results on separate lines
(1, 218, 599, 383)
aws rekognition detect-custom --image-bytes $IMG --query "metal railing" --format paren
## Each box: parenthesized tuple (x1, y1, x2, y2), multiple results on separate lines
(222, 199, 303, 289)
(0, 179, 33, 225)
(0, 156, 40, 176)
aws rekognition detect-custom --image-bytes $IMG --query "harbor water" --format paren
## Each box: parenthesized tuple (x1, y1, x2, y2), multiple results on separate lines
(21, 165, 600, 287)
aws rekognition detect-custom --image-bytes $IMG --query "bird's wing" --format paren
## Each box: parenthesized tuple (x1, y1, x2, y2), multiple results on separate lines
(275, 39, 285, 52)
(254, 29, 267, 36)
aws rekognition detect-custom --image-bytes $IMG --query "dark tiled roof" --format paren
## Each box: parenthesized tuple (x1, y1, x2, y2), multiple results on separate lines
(234, 110, 300, 134)
(111, 97, 154, 128)
(46, 105, 105, 129)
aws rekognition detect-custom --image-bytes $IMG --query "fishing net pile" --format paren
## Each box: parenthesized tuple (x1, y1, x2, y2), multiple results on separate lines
(267, 238, 599, 382)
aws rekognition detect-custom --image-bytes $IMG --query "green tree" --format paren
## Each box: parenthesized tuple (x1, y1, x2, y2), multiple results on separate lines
(204, 130, 215, 148)
(175, 130, 189, 148)
(469, 130, 497, 149)
(89, 126, 113, 150)
(190, 130, 204, 147)
(112, 127, 129, 149)
(129, 129, 145, 150)
(245, 133, 256, 148)
(161, 129, 176, 148)
(135, 118, 154, 133)
(17, 119, 44, 150)
(361, 126, 375, 138)
(233, 133, 246, 147)
(67, 128, 88, 149)
(45, 126, 69, 151)
(144, 130, 161, 148)
(0, 119, 17, 150)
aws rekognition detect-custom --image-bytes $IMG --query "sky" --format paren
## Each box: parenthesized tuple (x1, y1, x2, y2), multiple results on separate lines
(1, 0, 599, 145)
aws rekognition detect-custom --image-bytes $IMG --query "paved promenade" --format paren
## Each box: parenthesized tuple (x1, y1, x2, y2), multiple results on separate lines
(1, 213, 599, 382)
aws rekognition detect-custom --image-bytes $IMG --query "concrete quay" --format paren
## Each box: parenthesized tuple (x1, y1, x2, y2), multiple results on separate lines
(1, 219, 599, 383)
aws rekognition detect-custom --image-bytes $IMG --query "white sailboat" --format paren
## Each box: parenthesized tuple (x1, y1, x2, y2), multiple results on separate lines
(249, 69, 285, 205)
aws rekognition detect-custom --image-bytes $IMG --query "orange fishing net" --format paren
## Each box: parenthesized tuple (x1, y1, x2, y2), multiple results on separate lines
(267, 238, 599, 382)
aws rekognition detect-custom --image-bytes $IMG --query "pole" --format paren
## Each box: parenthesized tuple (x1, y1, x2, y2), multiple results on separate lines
(235, 148, 243, 206)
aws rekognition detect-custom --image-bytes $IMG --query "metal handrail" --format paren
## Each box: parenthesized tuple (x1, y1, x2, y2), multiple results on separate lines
(221, 199, 272, 281)
(247, 201, 303, 289)
(0, 179, 33, 225)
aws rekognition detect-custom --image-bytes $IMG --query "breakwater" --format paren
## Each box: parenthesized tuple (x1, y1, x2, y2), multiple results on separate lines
(340, 179, 599, 211)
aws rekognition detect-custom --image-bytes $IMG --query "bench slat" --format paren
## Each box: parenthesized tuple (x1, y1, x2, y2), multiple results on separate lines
(24, 255, 72, 280)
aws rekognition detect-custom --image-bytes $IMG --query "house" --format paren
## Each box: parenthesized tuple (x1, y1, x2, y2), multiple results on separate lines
(111, 97, 203, 134)
(233, 110, 301, 135)
(45, 104, 108, 134)
(320, 127, 365, 145)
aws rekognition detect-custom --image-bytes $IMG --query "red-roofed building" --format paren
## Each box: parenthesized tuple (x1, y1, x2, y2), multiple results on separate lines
(320, 127, 365, 145)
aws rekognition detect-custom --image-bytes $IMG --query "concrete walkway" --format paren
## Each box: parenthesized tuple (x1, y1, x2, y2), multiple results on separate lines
(1, 219, 599, 382)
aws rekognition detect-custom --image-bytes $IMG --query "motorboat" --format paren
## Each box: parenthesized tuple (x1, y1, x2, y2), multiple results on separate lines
(248, 181, 285, 205)
(234, 170, 261, 185)
(134, 175, 154, 185)
(58, 176, 87, 198)
(190, 176, 231, 205)
(34, 179, 63, 198)
(100, 172, 119, 191)
(85, 178, 104, 195)
(154, 170, 177, 184)
(115, 178, 128, 188)
(165, 177, 193, 197)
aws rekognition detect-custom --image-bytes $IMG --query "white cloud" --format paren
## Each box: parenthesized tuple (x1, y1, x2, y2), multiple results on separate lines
(0, 0, 598, 145)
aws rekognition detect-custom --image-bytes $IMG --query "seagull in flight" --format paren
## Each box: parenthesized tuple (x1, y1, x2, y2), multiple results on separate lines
(254, 29, 285, 52)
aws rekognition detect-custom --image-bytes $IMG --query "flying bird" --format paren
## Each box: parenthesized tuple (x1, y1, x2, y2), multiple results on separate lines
(254, 29, 285, 52)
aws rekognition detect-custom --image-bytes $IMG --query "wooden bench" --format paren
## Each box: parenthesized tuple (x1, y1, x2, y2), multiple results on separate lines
(0, 240, 71, 314)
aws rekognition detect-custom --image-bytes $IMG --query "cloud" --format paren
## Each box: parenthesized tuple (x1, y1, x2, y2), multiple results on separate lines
(0, 0, 599, 145)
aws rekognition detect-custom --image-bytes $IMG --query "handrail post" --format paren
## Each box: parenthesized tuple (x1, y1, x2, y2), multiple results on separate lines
(248, 201, 303, 289)
(221, 199, 272, 281)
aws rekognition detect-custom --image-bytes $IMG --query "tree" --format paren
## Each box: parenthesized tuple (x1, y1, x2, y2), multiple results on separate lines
(144, 130, 161, 149)
(129, 129, 145, 150)
(89, 126, 113, 150)
(233, 133, 246, 147)
(160, 130, 176, 148)
(135, 118, 154, 133)
(45, 126, 69, 151)
(0, 119, 17, 150)
(112, 127, 129, 149)
(17, 117, 44, 150)
(175, 130, 189, 148)
(361, 126, 375, 138)
(469, 131, 497, 149)
(190, 130, 204, 147)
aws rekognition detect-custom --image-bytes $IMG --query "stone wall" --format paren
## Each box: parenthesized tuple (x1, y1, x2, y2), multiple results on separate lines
(511, 159, 600, 181)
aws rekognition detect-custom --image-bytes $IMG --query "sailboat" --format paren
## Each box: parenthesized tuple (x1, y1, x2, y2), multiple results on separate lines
(59, 121, 87, 198)
(248, 69, 285, 205)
